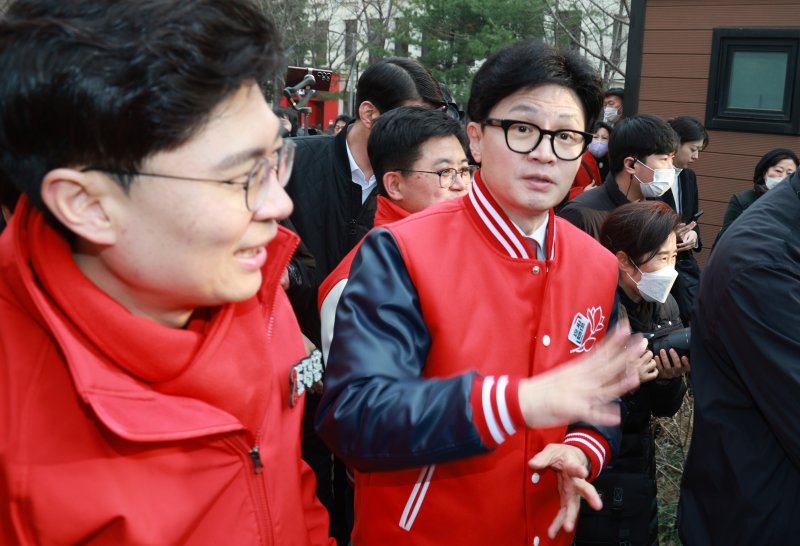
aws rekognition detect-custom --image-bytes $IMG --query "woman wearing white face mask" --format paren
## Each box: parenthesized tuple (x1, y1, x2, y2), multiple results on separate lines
(661, 116, 708, 325)
(574, 201, 689, 546)
(715, 147, 799, 249)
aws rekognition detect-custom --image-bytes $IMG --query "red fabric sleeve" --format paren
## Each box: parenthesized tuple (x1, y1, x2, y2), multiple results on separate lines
(469, 375, 527, 448)
(563, 428, 612, 481)
(567, 152, 602, 201)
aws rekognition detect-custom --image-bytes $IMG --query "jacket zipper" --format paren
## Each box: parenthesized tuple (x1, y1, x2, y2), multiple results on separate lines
(249, 445, 265, 474)
(236, 433, 274, 545)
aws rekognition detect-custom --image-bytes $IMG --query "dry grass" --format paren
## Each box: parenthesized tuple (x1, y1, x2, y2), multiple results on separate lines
(654, 387, 694, 545)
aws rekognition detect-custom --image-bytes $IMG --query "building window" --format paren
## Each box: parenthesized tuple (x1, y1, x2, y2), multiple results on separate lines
(554, 10, 582, 50)
(345, 19, 357, 64)
(368, 18, 385, 65)
(312, 19, 329, 66)
(705, 28, 800, 135)
(394, 18, 409, 57)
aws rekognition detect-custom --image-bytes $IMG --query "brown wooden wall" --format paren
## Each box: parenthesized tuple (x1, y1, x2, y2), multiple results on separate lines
(636, 0, 800, 266)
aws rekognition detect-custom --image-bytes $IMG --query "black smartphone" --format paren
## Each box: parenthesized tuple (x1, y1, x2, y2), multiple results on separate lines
(691, 210, 704, 220)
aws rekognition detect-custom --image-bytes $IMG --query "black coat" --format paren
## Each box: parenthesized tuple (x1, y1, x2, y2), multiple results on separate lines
(557, 172, 630, 240)
(657, 169, 702, 324)
(285, 125, 377, 284)
(575, 289, 687, 546)
(679, 171, 800, 545)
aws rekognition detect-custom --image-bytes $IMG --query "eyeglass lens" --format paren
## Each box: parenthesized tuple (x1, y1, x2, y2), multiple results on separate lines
(438, 167, 475, 188)
(504, 122, 587, 160)
(247, 141, 296, 211)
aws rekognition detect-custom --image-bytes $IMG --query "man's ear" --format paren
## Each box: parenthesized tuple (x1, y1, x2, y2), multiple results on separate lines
(358, 101, 381, 130)
(40, 168, 121, 245)
(383, 171, 405, 202)
(623, 156, 637, 176)
(466, 122, 483, 165)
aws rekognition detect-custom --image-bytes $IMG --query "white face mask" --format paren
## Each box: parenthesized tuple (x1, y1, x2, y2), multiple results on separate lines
(628, 263, 678, 304)
(635, 159, 675, 198)
(603, 106, 619, 123)
(765, 176, 785, 190)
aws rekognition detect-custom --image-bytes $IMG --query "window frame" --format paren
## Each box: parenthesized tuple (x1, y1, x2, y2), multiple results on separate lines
(705, 28, 800, 135)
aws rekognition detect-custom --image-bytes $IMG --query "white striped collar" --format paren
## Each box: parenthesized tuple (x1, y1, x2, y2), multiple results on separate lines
(467, 171, 556, 261)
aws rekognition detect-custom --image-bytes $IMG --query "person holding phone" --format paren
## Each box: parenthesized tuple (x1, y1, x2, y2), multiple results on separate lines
(662, 116, 708, 324)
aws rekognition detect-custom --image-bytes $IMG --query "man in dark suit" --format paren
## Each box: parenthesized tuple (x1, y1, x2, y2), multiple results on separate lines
(679, 169, 800, 544)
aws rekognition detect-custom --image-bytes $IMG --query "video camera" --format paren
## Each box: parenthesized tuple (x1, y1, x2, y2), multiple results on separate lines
(282, 66, 335, 133)
(284, 66, 334, 93)
(642, 327, 690, 359)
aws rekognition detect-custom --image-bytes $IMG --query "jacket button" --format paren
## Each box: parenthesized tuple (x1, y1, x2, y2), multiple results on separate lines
(531, 472, 540, 484)
(542, 335, 551, 347)
(533, 537, 540, 546)
(531, 265, 541, 275)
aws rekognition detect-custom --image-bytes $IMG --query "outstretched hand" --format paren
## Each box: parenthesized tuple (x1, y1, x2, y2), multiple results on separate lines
(529, 443, 600, 539)
(518, 321, 643, 429)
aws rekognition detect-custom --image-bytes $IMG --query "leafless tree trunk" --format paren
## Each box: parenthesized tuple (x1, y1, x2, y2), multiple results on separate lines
(544, 0, 629, 86)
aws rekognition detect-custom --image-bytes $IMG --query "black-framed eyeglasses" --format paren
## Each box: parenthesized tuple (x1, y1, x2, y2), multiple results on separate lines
(482, 118, 593, 161)
(81, 140, 295, 212)
(396, 165, 477, 188)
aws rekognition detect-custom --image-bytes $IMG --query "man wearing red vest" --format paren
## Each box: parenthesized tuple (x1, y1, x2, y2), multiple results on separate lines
(319, 106, 472, 362)
(0, 1, 331, 544)
(316, 41, 645, 546)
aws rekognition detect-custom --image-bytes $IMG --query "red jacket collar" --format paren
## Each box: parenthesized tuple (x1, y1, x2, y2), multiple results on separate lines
(466, 170, 556, 261)
(374, 195, 412, 227)
(4, 198, 299, 441)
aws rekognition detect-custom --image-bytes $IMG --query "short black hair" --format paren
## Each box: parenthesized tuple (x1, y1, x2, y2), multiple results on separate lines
(601, 201, 680, 266)
(592, 121, 614, 135)
(334, 114, 353, 124)
(367, 106, 468, 197)
(668, 116, 709, 148)
(273, 106, 299, 137)
(467, 40, 603, 132)
(0, 0, 283, 214)
(605, 87, 624, 99)
(355, 57, 445, 113)
(608, 114, 679, 174)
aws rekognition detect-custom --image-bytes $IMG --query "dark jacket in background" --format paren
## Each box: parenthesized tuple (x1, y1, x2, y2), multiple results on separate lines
(285, 125, 377, 285)
(284, 124, 374, 546)
(713, 188, 758, 248)
(279, 218, 320, 348)
(558, 173, 629, 240)
(679, 171, 800, 545)
(658, 169, 702, 324)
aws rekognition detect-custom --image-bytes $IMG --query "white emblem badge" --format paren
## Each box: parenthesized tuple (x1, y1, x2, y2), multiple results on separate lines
(289, 349, 324, 407)
(569, 306, 606, 354)
(568, 313, 589, 347)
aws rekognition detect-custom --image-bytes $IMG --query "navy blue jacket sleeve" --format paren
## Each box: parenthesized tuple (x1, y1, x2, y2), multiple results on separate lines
(314, 228, 489, 471)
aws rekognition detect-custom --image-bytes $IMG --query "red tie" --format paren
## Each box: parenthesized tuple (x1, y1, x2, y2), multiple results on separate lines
(525, 237, 540, 260)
